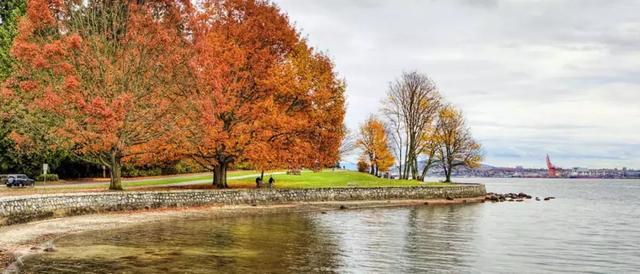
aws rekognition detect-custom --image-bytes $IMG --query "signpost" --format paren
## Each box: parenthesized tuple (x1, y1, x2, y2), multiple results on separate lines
(43, 163, 49, 187)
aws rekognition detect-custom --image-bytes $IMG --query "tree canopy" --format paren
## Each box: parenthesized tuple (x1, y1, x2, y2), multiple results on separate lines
(183, 0, 345, 187)
(2, 0, 346, 189)
(357, 115, 394, 176)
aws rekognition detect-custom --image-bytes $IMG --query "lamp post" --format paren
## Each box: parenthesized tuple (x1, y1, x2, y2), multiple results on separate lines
(42, 163, 49, 187)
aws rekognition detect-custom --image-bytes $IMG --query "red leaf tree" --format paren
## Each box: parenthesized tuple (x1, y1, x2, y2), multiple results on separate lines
(9, 0, 193, 190)
(185, 0, 345, 188)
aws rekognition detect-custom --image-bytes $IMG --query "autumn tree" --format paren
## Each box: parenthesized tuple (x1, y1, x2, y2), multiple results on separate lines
(357, 116, 394, 176)
(418, 124, 439, 180)
(0, 0, 67, 177)
(184, 0, 345, 188)
(434, 105, 483, 182)
(357, 155, 369, 173)
(382, 71, 442, 180)
(8, 0, 193, 190)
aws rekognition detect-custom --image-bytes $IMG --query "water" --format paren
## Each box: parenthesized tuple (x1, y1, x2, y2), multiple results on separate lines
(20, 179, 640, 273)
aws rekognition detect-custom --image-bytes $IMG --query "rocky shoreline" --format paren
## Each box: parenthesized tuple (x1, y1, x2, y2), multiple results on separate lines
(0, 197, 484, 273)
(485, 192, 556, 202)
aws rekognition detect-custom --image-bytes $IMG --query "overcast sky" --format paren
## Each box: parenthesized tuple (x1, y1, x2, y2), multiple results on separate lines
(273, 0, 640, 169)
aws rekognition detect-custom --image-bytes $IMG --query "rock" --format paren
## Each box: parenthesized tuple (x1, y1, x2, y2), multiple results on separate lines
(339, 205, 347, 210)
(535, 197, 540, 201)
(544, 197, 555, 201)
(30, 247, 40, 251)
(516, 199, 524, 202)
(446, 196, 454, 201)
(44, 247, 56, 252)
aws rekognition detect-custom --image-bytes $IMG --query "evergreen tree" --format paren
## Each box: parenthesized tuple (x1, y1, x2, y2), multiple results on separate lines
(0, 0, 26, 80)
(0, 0, 26, 174)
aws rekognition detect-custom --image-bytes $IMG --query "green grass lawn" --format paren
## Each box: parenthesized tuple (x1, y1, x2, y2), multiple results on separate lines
(0, 170, 263, 195)
(123, 169, 260, 187)
(229, 170, 450, 189)
(0, 170, 450, 196)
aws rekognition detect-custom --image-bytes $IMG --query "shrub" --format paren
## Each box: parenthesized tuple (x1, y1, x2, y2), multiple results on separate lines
(36, 174, 59, 182)
(357, 160, 369, 173)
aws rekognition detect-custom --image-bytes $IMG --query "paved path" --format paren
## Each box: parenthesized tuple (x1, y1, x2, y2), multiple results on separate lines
(21, 172, 287, 190)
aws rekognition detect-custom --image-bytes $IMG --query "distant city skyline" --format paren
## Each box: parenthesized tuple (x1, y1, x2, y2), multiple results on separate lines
(274, 0, 640, 169)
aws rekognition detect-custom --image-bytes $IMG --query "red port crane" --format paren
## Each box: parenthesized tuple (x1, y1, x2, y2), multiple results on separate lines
(546, 154, 558, 177)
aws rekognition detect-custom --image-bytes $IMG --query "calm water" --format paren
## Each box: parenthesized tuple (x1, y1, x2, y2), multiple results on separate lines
(20, 179, 640, 273)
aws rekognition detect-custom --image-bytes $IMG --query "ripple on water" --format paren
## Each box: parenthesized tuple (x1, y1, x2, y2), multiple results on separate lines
(18, 179, 640, 273)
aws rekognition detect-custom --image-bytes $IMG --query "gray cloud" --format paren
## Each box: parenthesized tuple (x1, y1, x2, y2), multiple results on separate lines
(274, 0, 640, 168)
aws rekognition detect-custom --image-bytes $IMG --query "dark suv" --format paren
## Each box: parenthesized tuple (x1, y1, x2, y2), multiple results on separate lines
(2, 174, 35, 188)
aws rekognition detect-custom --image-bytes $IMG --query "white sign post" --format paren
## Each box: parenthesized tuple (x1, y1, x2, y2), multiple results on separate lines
(43, 163, 49, 187)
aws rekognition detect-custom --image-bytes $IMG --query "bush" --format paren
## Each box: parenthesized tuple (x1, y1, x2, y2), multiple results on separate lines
(122, 165, 162, 177)
(36, 174, 59, 182)
(357, 160, 369, 173)
(163, 159, 207, 175)
(121, 159, 207, 178)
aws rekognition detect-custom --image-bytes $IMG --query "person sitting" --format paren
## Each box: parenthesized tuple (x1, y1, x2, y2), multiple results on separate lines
(268, 176, 275, 189)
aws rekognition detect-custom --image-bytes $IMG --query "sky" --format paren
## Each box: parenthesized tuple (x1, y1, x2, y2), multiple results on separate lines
(273, 0, 640, 169)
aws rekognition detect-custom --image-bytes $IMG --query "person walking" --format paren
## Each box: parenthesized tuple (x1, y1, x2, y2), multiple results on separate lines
(268, 176, 275, 189)
(255, 176, 262, 188)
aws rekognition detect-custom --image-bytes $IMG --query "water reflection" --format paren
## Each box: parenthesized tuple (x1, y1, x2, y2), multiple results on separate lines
(20, 179, 640, 273)
(22, 214, 342, 273)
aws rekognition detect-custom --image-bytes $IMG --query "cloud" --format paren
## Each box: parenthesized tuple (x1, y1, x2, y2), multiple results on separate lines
(274, 0, 640, 168)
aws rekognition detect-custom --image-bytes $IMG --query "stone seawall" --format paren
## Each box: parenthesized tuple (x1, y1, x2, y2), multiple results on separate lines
(0, 184, 485, 227)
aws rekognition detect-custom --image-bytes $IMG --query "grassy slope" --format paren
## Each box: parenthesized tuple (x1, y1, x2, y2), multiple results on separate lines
(229, 170, 449, 189)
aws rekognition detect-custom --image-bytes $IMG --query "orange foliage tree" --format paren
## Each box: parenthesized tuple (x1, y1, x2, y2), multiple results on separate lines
(434, 105, 483, 182)
(7, 0, 193, 190)
(357, 115, 395, 176)
(183, 0, 345, 188)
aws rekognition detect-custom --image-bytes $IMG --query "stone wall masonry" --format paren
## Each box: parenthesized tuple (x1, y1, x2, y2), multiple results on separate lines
(0, 184, 485, 227)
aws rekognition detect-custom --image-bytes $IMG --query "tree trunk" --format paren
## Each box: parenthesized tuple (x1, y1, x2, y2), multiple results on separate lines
(260, 170, 264, 181)
(397, 155, 403, 180)
(403, 138, 410, 179)
(222, 164, 228, 188)
(212, 165, 225, 188)
(412, 157, 419, 181)
(109, 153, 123, 191)
(420, 159, 433, 182)
(444, 160, 453, 183)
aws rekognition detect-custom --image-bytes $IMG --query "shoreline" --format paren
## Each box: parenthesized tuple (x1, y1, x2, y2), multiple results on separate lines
(0, 197, 483, 272)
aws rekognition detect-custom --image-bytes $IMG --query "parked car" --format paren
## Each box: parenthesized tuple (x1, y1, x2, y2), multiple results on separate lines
(2, 174, 35, 188)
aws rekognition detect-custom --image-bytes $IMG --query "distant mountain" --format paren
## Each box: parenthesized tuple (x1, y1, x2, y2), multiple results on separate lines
(477, 164, 496, 171)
